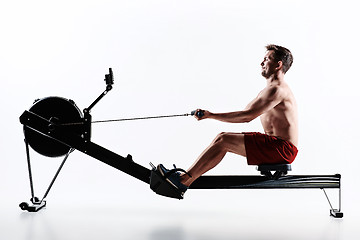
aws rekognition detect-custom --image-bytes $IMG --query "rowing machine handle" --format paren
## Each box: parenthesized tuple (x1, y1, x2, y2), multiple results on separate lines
(191, 110, 205, 118)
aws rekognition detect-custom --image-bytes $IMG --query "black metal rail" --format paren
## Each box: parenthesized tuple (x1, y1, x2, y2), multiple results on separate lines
(190, 174, 341, 189)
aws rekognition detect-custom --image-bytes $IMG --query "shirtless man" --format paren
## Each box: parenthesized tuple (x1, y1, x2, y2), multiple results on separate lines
(158, 45, 298, 194)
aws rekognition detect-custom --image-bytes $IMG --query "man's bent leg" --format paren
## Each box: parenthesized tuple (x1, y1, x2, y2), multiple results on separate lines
(180, 132, 246, 186)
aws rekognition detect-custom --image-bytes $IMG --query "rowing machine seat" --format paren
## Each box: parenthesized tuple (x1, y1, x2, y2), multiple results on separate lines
(257, 164, 291, 179)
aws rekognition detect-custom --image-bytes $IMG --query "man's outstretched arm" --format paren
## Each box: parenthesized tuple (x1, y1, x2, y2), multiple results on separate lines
(196, 86, 283, 123)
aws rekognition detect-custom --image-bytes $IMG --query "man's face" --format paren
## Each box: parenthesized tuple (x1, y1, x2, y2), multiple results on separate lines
(261, 50, 279, 78)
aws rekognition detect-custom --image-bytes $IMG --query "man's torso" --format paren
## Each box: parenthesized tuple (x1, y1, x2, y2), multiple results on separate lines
(260, 83, 298, 146)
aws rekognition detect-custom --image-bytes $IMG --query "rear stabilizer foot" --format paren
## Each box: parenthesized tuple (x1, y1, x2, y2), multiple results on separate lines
(330, 209, 343, 218)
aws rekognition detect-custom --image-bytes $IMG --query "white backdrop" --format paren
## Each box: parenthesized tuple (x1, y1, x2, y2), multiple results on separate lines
(1, 0, 359, 239)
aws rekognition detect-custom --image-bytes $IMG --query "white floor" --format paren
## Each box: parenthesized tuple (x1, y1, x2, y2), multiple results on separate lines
(1, 186, 357, 240)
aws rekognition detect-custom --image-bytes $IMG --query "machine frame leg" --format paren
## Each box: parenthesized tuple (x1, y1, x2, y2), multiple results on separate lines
(20, 139, 73, 212)
(322, 187, 343, 218)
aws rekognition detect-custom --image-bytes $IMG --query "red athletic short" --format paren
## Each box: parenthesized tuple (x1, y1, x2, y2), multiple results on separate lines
(243, 132, 298, 165)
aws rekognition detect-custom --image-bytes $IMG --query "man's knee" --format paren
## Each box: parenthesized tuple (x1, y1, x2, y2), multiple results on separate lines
(212, 132, 246, 155)
(213, 132, 229, 145)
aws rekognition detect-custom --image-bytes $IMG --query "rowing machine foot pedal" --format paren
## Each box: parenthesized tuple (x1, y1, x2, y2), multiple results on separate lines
(149, 168, 184, 200)
(19, 200, 46, 212)
(330, 209, 343, 218)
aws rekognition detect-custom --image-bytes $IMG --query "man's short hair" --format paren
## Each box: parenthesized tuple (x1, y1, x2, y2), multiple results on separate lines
(266, 44, 293, 74)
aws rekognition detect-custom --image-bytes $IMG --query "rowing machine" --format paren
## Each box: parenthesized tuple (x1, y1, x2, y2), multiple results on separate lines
(18, 68, 343, 218)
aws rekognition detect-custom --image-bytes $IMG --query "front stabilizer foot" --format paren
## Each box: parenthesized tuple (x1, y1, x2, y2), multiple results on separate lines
(19, 200, 46, 212)
(150, 169, 184, 199)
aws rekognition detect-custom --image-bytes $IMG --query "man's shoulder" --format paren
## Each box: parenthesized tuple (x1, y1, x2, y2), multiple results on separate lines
(266, 82, 292, 97)
(261, 84, 284, 100)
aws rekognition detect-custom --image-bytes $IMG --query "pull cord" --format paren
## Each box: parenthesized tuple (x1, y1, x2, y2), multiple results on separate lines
(60, 110, 204, 126)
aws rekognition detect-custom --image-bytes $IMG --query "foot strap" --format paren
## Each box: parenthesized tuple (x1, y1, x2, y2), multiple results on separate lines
(164, 164, 192, 178)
